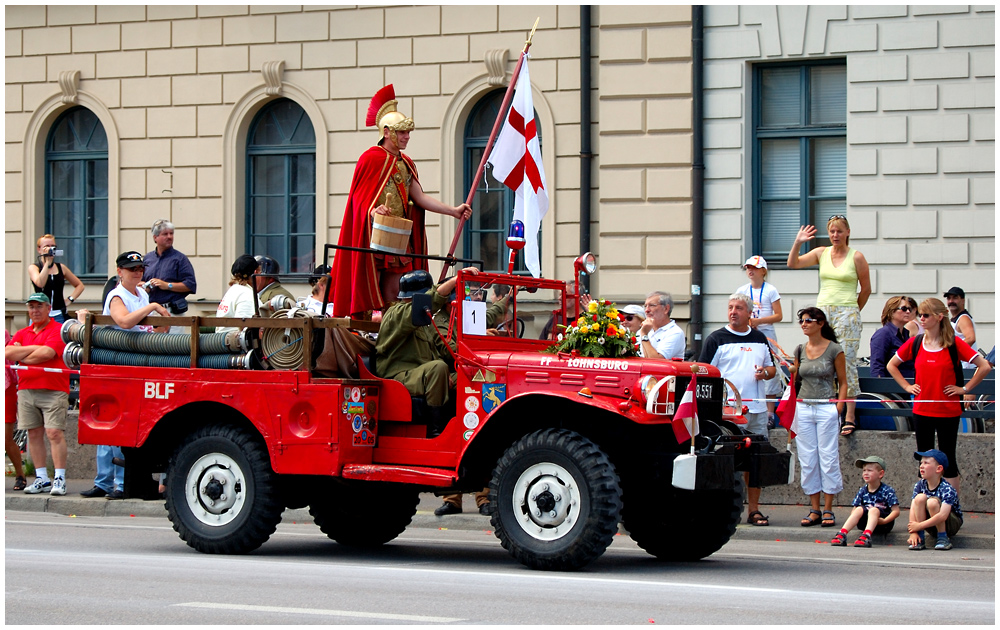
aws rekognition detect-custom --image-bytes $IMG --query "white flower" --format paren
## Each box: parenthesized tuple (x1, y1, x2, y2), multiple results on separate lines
(598, 337, 605, 345)
(557, 333, 564, 341)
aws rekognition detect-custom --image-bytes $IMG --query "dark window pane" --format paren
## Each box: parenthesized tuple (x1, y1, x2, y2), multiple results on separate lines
(50, 118, 79, 152)
(87, 160, 109, 198)
(810, 137, 846, 197)
(252, 155, 285, 194)
(253, 236, 286, 268)
(474, 191, 503, 230)
(810, 65, 847, 125)
(761, 200, 800, 259)
(51, 161, 79, 199)
(761, 139, 800, 198)
(289, 113, 315, 144)
(290, 235, 314, 274)
(85, 238, 107, 276)
(60, 237, 84, 273)
(252, 196, 287, 235)
(51, 200, 82, 237)
(761, 67, 800, 127)
(290, 154, 315, 194)
(87, 199, 108, 236)
(289, 195, 315, 234)
(252, 111, 285, 146)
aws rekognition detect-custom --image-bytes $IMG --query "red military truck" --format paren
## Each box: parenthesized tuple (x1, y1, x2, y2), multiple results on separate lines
(71, 254, 789, 571)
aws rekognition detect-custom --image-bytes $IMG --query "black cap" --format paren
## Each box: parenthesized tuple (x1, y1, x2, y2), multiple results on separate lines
(116, 251, 145, 269)
(943, 286, 965, 298)
(231, 254, 258, 278)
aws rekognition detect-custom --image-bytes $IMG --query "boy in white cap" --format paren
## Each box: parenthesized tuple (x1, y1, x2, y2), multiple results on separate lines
(736, 255, 783, 425)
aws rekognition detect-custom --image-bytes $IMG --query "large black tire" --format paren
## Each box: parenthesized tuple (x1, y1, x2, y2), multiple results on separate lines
(488, 428, 622, 571)
(309, 482, 419, 547)
(165, 424, 282, 554)
(623, 477, 742, 562)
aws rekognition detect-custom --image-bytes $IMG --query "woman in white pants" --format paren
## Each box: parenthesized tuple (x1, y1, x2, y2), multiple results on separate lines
(792, 307, 847, 527)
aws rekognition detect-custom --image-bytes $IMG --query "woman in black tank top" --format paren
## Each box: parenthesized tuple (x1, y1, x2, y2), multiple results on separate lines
(28, 234, 84, 324)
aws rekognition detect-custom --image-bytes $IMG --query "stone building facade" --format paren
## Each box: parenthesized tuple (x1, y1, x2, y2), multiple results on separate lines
(5, 5, 995, 357)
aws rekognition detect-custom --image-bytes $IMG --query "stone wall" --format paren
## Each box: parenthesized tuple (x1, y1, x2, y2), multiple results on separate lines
(760, 429, 995, 513)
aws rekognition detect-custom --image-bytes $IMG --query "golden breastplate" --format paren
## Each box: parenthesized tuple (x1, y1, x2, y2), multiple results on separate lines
(377, 160, 412, 218)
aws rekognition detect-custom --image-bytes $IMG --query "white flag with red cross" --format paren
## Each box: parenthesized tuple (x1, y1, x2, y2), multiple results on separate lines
(487, 55, 549, 277)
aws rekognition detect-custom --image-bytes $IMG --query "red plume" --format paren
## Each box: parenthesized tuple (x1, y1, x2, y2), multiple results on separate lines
(366, 84, 396, 128)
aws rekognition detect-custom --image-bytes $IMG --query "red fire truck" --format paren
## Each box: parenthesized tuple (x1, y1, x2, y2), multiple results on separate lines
(72, 253, 789, 571)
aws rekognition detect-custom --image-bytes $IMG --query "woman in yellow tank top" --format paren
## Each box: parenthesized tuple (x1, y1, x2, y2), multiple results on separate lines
(787, 216, 872, 435)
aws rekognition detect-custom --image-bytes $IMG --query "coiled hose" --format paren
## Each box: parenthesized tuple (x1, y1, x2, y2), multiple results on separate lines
(259, 307, 317, 371)
(61, 320, 240, 355)
(63, 342, 250, 370)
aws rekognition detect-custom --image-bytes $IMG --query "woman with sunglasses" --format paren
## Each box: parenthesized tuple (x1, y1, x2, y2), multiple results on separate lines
(869, 296, 915, 378)
(787, 215, 871, 437)
(903, 296, 923, 337)
(886, 298, 991, 495)
(792, 307, 847, 527)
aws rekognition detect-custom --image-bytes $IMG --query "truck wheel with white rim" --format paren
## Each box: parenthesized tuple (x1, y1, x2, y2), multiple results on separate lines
(165, 424, 282, 554)
(488, 428, 622, 571)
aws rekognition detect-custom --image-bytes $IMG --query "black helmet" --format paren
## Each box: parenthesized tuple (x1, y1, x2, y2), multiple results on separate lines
(397, 270, 433, 299)
(254, 255, 280, 276)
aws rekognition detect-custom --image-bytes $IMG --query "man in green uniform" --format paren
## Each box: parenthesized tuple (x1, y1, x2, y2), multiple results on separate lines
(432, 278, 510, 516)
(254, 255, 295, 309)
(375, 268, 474, 436)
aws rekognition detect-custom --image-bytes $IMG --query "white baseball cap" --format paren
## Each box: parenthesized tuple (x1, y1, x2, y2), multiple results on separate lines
(622, 304, 645, 317)
(743, 255, 767, 269)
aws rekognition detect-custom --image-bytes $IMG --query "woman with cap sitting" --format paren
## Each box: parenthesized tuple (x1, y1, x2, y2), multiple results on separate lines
(105, 251, 171, 332)
(216, 254, 258, 333)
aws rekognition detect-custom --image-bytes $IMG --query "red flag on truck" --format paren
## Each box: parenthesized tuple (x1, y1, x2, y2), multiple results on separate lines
(672, 376, 700, 443)
(776, 379, 798, 439)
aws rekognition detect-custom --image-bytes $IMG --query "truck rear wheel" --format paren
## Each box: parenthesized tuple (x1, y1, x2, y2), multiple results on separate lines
(165, 424, 282, 554)
(310, 482, 419, 547)
(489, 428, 622, 571)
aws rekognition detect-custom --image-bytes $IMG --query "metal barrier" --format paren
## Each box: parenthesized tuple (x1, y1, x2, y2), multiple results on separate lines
(857, 366, 994, 432)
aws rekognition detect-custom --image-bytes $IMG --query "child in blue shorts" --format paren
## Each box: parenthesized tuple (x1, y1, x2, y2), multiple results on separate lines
(831, 455, 900, 548)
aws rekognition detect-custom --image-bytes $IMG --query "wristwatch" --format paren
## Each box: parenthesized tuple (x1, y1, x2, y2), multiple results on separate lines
(67, 296, 75, 303)
(167, 283, 173, 290)
(640, 335, 650, 342)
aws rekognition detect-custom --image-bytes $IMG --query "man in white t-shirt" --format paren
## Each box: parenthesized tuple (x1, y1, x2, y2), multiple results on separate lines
(699, 292, 776, 527)
(637, 291, 686, 361)
(944, 287, 978, 369)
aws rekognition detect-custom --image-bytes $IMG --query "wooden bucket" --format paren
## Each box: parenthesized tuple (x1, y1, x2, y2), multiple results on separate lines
(371, 214, 412, 255)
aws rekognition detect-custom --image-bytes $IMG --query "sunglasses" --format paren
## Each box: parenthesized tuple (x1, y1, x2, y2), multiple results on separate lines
(828, 215, 847, 221)
(798, 318, 820, 325)
(917, 313, 936, 319)
(896, 306, 912, 312)
(623, 315, 637, 322)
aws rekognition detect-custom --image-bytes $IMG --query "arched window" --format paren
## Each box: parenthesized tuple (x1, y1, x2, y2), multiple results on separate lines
(463, 90, 542, 274)
(45, 107, 108, 276)
(246, 99, 316, 274)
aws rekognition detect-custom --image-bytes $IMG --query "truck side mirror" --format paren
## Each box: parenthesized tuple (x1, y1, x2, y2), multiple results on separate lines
(411, 292, 433, 327)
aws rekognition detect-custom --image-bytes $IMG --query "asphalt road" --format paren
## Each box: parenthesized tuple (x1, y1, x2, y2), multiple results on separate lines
(6, 512, 995, 625)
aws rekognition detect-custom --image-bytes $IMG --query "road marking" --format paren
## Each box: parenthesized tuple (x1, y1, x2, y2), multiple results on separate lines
(174, 601, 463, 623)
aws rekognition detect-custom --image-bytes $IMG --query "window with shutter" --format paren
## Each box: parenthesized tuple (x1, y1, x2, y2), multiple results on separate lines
(753, 62, 846, 263)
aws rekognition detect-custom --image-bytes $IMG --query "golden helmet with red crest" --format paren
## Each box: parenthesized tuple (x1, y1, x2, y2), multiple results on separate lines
(366, 84, 414, 141)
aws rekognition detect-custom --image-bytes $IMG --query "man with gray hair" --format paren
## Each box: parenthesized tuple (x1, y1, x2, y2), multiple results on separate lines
(699, 292, 776, 526)
(637, 290, 686, 360)
(143, 219, 197, 328)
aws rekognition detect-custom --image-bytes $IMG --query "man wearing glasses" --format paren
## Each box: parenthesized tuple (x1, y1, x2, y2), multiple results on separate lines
(636, 291, 686, 360)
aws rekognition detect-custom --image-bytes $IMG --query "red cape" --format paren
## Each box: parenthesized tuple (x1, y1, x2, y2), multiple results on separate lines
(331, 145, 427, 317)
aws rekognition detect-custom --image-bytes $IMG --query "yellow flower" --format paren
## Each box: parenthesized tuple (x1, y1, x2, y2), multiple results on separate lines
(580, 325, 590, 334)
(587, 301, 598, 313)
(577, 316, 587, 326)
(608, 309, 619, 318)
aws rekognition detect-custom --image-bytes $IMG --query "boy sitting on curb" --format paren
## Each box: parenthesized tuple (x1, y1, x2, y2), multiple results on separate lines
(831, 455, 900, 548)
(907, 449, 963, 551)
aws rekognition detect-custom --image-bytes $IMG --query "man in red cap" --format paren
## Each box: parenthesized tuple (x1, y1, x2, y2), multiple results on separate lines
(331, 85, 472, 318)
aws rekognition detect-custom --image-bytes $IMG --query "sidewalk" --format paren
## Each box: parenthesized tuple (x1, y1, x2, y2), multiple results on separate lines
(5, 477, 995, 550)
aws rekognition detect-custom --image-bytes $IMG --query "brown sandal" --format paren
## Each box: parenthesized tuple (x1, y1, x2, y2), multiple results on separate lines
(801, 509, 822, 526)
(12, 476, 26, 491)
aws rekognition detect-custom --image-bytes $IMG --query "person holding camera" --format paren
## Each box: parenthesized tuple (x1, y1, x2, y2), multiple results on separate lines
(28, 234, 84, 324)
(142, 220, 196, 332)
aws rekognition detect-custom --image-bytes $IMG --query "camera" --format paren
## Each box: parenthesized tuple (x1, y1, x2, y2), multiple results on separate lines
(43, 247, 64, 257)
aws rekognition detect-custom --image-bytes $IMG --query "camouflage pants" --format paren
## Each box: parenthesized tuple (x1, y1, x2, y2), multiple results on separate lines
(821, 304, 861, 397)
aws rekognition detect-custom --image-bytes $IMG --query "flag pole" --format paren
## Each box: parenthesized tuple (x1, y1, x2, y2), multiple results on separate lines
(439, 17, 540, 282)
(690, 365, 698, 454)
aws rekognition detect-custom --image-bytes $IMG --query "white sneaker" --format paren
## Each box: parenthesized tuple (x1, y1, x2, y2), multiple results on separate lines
(50, 477, 67, 496)
(23, 478, 51, 494)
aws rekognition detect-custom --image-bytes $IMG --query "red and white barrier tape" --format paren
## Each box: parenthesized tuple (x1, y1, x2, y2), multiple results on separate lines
(736, 397, 989, 404)
(10, 365, 80, 375)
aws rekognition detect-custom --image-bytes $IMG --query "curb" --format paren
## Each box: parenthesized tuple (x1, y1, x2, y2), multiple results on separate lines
(7, 496, 994, 550)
